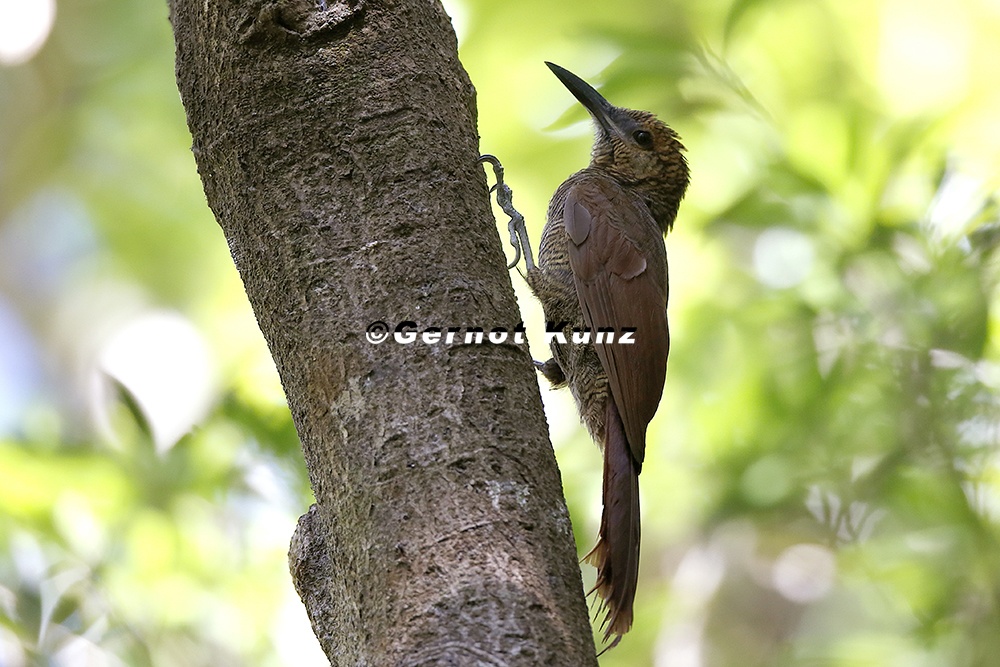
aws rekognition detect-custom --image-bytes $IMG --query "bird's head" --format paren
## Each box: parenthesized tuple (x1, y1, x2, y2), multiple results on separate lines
(547, 62, 689, 232)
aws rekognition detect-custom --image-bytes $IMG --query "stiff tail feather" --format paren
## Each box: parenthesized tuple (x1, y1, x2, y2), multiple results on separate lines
(584, 400, 641, 650)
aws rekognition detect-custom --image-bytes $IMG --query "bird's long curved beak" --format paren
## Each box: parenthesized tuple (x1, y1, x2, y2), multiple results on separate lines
(545, 62, 626, 137)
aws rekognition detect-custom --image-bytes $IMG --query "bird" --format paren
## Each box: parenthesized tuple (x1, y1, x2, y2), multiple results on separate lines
(525, 62, 689, 648)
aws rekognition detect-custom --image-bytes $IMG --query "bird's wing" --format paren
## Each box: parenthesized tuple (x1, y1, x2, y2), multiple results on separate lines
(563, 180, 669, 467)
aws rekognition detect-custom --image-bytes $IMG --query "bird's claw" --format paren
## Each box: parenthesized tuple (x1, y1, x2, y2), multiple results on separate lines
(479, 154, 535, 272)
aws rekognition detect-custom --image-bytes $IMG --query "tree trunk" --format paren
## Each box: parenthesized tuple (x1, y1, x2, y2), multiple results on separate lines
(167, 1, 598, 664)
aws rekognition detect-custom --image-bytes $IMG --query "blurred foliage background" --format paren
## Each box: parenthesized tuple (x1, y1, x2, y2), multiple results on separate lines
(2, 0, 1000, 665)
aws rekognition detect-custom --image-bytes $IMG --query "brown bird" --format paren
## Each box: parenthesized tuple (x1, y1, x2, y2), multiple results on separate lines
(524, 63, 689, 648)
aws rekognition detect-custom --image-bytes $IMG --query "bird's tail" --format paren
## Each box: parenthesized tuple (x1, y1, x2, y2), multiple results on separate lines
(584, 400, 641, 650)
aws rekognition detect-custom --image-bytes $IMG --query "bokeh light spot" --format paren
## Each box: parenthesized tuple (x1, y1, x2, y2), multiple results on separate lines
(0, 0, 55, 66)
(772, 543, 836, 603)
(98, 311, 216, 453)
(753, 227, 815, 289)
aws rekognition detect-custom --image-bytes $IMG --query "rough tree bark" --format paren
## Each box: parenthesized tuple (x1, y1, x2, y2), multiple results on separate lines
(168, 0, 598, 665)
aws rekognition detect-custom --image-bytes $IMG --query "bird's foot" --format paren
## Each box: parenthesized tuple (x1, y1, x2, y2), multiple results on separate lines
(479, 154, 535, 272)
(534, 358, 566, 387)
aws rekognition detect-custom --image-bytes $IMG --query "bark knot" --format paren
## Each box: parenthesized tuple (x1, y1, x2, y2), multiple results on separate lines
(238, 0, 364, 44)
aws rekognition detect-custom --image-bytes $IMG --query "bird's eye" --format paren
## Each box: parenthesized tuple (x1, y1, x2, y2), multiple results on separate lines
(633, 130, 653, 149)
